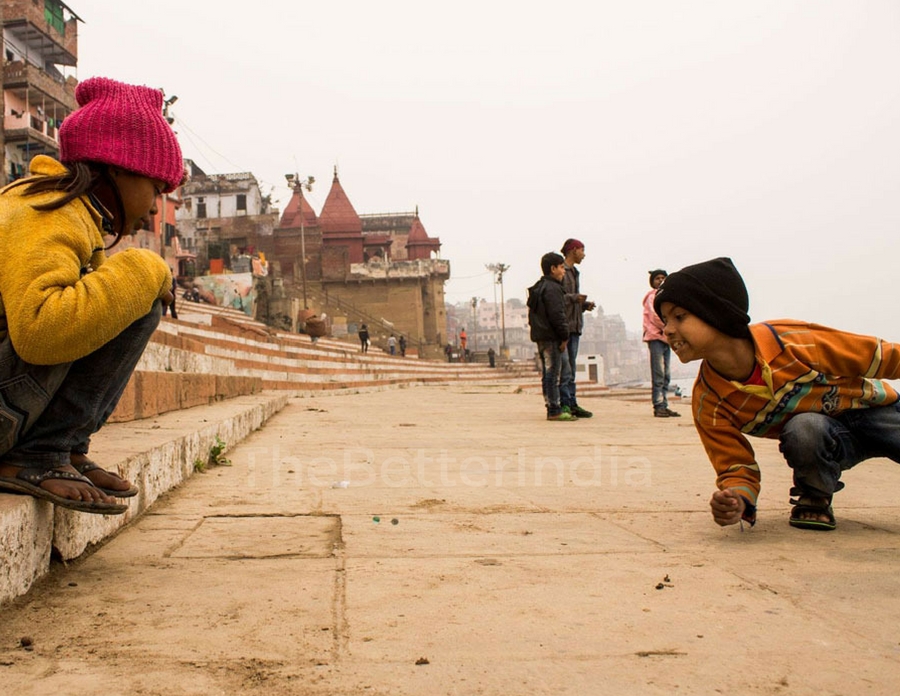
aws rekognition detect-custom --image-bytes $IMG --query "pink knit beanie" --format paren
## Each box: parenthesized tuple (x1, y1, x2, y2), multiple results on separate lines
(59, 77, 184, 192)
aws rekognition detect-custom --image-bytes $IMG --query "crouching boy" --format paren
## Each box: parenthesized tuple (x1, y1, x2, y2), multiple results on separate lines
(654, 257, 900, 531)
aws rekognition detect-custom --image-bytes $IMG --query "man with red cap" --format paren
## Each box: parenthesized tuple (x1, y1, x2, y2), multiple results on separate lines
(559, 238, 596, 418)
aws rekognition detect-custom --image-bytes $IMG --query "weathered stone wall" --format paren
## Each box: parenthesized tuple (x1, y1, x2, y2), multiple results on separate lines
(322, 277, 446, 358)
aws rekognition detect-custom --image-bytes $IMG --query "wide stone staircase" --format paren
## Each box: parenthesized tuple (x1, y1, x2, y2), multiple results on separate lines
(0, 302, 531, 605)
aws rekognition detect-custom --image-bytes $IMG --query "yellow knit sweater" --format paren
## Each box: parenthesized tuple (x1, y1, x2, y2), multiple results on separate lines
(0, 156, 172, 365)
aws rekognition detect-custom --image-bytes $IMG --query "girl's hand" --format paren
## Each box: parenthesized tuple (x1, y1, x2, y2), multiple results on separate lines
(161, 290, 175, 306)
(709, 488, 745, 526)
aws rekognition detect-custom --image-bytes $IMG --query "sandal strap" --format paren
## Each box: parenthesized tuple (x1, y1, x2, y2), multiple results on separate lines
(16, 467, 94, 486)
(789, 487, 832, 508)
(789, 497, 832, 508)
(71, 460, 102, 475)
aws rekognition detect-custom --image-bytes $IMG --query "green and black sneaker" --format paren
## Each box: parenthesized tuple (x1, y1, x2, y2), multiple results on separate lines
(548, 410, 578, 421)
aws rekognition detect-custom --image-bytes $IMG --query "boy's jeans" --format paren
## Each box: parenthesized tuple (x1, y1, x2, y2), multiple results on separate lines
(647, 340, 671, 410)
(779, 402, 900, 498)
(559, 333, 579, 408)
(538, 340, 566, 415)
(0, 302, 162, 470)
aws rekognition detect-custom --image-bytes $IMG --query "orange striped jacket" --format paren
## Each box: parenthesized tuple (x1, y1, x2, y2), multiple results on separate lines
(692, 320, 900, 505)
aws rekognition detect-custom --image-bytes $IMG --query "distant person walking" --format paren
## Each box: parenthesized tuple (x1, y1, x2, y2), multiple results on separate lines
(161, 276, 178, 319)
(358, 323, 369, 353)
(0, 76, 184, 514)
(388, 334, 397, 355)
(643, 269, 679, 418)
(488, 347, 496, 368)
(559, 239, 596, 419)
(399, 334, 407, 357)
(459, 328, 467, 362)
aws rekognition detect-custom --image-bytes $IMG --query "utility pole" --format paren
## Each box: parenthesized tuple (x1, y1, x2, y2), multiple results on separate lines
(160, 92, 178, 267)
(285, 172, 315, 309)
(470, 297, 479, 351)
(486, 263, 510, 357)
(490, 272, 499, 333)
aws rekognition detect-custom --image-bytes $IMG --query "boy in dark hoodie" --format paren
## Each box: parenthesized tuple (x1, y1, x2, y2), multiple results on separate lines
(527, 252, 577, 421)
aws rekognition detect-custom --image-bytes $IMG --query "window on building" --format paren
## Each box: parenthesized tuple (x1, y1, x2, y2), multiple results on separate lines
(236, 194, 247, 211)
(197, 198, 207, 219)
(45, 1, 66, 35)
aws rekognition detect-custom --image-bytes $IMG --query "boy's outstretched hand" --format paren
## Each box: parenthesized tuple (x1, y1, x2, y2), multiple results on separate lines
(710, 488, 746, 526)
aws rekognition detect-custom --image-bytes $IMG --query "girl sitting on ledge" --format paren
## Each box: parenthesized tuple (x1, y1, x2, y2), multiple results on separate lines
(0, 77, 183, 514)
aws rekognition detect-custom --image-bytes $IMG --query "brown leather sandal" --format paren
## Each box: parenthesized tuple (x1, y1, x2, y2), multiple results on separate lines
(71, 459, 139, 498)
(0, 467, 128, 515)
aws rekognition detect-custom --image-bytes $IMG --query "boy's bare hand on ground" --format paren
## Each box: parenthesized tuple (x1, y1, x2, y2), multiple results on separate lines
(710, 488, 746, 526)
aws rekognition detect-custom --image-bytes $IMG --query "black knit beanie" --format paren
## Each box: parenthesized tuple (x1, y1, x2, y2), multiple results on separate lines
(653, 257, 751, 338)
(648, 269, 667, 287)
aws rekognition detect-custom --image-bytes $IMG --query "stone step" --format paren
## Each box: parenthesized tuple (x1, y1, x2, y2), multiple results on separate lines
(103, 305, 521, 427)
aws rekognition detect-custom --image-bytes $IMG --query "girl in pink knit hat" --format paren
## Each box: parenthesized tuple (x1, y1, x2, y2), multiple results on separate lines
(0, 77, 184, 514)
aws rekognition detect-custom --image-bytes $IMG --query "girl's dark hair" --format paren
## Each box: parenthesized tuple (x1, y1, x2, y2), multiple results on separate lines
(4, 162, 128, 248)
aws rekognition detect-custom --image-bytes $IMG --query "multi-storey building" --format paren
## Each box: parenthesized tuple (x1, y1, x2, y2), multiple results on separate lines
(175, 159, 278, 274)
(1, 0, 79, 184)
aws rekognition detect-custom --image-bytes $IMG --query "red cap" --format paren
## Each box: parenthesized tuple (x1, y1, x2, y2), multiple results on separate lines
(561, 238, 584, 254)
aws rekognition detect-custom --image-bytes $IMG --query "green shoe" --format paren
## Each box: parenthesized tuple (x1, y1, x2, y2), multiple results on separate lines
(571, 405, 593, 419)
(548, 411, 578, 421)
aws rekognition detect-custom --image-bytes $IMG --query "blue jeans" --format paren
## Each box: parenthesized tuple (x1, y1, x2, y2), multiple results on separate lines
(778, 403, 900, 498)
(647, 340, 670, 410)
(559, 333, 579, 408)
(0, 302, 162, 469)
(538, 340, 565, 415)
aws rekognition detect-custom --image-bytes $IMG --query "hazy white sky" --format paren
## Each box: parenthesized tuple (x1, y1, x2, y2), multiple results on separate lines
(71, 0, 900, 338)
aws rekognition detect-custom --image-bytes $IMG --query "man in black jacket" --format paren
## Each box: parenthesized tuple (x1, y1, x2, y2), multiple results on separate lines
(527, 252, 578, 421)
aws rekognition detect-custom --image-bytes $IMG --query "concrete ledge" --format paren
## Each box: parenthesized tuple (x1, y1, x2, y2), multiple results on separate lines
(0, 497, 53, 603)
(0, 393, 288, 606)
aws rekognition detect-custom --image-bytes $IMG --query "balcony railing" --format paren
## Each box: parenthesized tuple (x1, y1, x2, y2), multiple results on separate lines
(2, 0, 79, 63)
(2, 61, 77, 109)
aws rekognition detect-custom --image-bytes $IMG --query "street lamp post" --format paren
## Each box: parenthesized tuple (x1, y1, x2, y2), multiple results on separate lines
(285, 173, 315, 309)
(486, 263, 510, 357)
(160, 93, 178, 263)
(470, 297, 478, 351)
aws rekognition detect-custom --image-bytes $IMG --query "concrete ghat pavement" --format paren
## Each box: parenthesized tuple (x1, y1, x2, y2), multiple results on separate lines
(1, 384, 899, 695)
